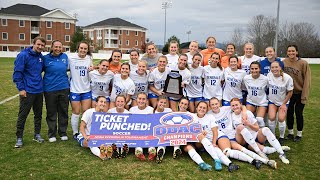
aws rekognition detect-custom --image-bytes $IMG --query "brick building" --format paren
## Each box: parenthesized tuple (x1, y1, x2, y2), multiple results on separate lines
(82, 18, 147, 53)
(0, 3, 76, 52)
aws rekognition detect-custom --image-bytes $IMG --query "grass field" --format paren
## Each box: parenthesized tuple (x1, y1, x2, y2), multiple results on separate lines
(0, 57, 319, 179)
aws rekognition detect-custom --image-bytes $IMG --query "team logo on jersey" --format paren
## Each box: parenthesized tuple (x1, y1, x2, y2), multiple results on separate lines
(62, 59, 67, 63)
(39, 58, 42, 62)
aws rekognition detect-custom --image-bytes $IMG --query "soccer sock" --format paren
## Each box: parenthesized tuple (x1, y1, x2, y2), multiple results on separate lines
(71, 113, 80, 135)
(157, 146, 166, 155)
(188, 148, 204, 165)
(268, 120, 276, 135)
(201, 138, 219, 160)
(90, 147, 101, 158)
(261, 127, 284, 155)
(225, 148, 253, 163)
(278, 121, 286, 138)
(174, 145, 180, 151)
(256, 117, 265, 128)
(262, 146, 277, 154)
(240, 128, 261, 153)
(214, 147, 232, 166)
(297, 131, 302, 137)
(241, 147, 268, 164)
(288, 129, 294, 135)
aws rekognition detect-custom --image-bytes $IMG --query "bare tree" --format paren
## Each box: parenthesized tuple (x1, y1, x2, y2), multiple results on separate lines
(231, 27, 244, 55)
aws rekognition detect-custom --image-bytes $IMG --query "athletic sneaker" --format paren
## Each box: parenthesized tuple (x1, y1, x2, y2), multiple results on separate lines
(135, 149, 146, 161)
(278, 138, 285, 145)
(15, 138, 23, 148)
(258, 151, 269, 160)
(279, 154, 290, 164)
(199, 162, 212, 171)
(286, 134, 294, 140)
(73, 133, 80, 140)
(61, 136, 68, 141)
(106, 145, 113, 159)
(228, 163, 239, 173)
(49, 137, 57, 143)
(148, 147, 157, 161)
(112, 143, 120, 158)
(121, 144, 129, 158)
(214, 159, 222, 171)
(99, 144, 107, 160)
(33, 134, 44, 143)
(156, 147, 165, 164)
(173, 148, 182, 159)
(267, 160, 277, 169)
(281, 146, 291, 151)
(294, 136, 302, 142)
(251, 160, 262, 169)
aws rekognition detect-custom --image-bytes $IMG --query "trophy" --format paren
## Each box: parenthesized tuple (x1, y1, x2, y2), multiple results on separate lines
(163, 70, 183, 99)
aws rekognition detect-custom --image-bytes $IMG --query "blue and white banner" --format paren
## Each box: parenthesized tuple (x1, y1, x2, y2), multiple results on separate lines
(88, 112, 202, 147)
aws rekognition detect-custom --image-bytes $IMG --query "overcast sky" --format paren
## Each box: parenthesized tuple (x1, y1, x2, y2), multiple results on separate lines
(1, 0, 320, 45)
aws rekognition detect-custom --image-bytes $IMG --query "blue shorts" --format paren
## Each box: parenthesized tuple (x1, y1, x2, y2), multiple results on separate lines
(70, 91, 92, 101)
(92, 96, 110, 102)
(148, 93, 158, 99)
(268, 101, 289, 108)
(242, 90, 248, 99)
(168, 97, 180, 102)
(188, 97, 203, 102)
(246, 101, 268, 108)
(76, 134, 85, 147)
(222, 99, 243, 106)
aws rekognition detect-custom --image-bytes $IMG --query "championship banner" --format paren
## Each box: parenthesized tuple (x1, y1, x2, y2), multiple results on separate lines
(88, 112, 202, 147)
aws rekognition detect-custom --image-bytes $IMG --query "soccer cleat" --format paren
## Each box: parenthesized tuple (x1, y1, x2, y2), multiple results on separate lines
(73, 133, 80, 140)
(33, 134, 44, 143)
(173, 148, 182, 159)
(156, 147, 165, 164)
(99, 144, 107, 160)
(121, 144, 129, 158)
(267, 160, 277, 169)
(148, 148, 157, 161)
(258, 151, 269, 160)
(278, 138, 285, 145)
(112, 143, 120, 158)
(61, 136, 68, 141)
(251, 160, 262, 169)
(199, 162, 212, 171)
(286, 134, 294, 140)
(228, 163, 239, 173)
(214, 159, 222, 171)
(49, 137, 57, 143)
(294, 136, 302, 142)
(15, 138, 23, 148)
(279, 154, 290, 164)
(135, 149, 146, 161)
(106, 145, 113, 159)
(281, 146, 291, 151)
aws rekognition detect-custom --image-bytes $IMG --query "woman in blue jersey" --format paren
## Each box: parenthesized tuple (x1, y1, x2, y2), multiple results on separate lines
(43, 40, 69, 142)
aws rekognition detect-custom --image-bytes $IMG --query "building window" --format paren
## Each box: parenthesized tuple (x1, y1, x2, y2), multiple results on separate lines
(65, 22, 70, 29)
(46, 34, 52, 41)
(126, 30, 129, 35)
(65, 47, 70, 52)
(2, 32, 8, 40)
(19, 33, 25, 40)
(1, 19, 7, 26)
(90, 31, 94, 39)
(46, 21, 52, 28)
(19, 20, 25, 27)
(119, 40, 122, 45)
(126, 40, 129, 46)
(135, 40, 138, 46)
(119, 30, 122, 35)
(2, 46, 8, 51)
(135, 31, 138, 36)
(20, 46, 25, 51)
(97, 30, 102, 37)
(65, 35, 70, 42)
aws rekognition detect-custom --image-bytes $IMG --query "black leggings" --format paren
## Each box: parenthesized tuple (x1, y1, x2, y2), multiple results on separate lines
(286, 93, 305, 131)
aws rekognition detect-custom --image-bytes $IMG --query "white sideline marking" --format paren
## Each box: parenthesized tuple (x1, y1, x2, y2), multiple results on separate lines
(0, 94, 19, 105)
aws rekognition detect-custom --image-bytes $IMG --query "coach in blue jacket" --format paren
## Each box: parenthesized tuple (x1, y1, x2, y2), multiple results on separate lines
(13, 37, 46, 148)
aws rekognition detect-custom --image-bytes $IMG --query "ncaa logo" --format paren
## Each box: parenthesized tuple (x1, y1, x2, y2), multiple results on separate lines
(160, 112, 194, 125)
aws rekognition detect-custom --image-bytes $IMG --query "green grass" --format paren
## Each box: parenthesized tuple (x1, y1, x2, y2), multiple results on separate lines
(0, 57, 320, 179)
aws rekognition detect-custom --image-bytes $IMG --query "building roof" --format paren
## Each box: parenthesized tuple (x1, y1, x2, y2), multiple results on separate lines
(0, 3, 50, 16)
(85, 17, 146, 30)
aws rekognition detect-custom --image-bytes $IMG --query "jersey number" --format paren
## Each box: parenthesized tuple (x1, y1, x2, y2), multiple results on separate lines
(272, 89, 277, 95)
(231, 82, 236, 87)
(137, 86, 145, 92)
(252, 90, 257, 96)
(211, 80, 216, 86)
(221, 123, 226, 129)
(80, 70, 86, 76)
(99, 86, 104, 91)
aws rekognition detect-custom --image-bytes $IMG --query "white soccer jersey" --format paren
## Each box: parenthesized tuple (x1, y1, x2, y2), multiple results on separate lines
(165, 54, 179, 70)
(186, 52, 203, 67)
(267, 72, 294, 106)
(241, 55, 261, 74)
(130, 70, 149, 99)
(68, 54, 93, 93)
(208, 106, 235, 139)
(107, 107, 130, 113)
(231, 110, 258, 138)
(203, 65, 224, 100)
(129, 106, 154, 114)
(192, 113, 218, 141)
(185, 66, 204, 98)
(129, 61, 139, 73)
(148, 67, 171, 93)
(154, 108, 173, 114)
(243, 74, 268, 106)
(81, 108, 96, 135)
(223, 67, 246, 101)
(110, 74, 135, 102)
(89, 70, 114, 98)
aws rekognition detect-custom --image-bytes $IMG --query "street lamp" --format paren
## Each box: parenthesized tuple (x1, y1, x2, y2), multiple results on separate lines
(162, 1, 172, 46)
(275, 0, 280, 55)
(186, 30, 191, 42)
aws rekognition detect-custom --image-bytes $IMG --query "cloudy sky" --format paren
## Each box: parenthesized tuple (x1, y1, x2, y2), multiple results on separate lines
(1, 0, 320, 45)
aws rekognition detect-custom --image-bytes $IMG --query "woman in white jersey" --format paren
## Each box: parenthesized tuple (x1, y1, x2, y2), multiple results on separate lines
(241, 43, 261, 74)
(129, 93, 155, 161)
(109, 63, 135, 110)
(89, 59, 114, 112)
(243, 61, 268, 127)
(203, 52, 224, 105)
(222, 55, 246, 106)
(267, 61, 293, 143)
(165, 40, 179, 70)
(169, 54, 191, 112)
(208, 97, 275, 169)
(129, 49, 139, 73)
(148, 56, 171, 108)
(130, 60, 149, 107)
(141, 43, 163, 71)
(185, 53, 204, 113)
(69, 41, 93, 139)
(186, 41, 200, 66)
(230, 98, 290, 165)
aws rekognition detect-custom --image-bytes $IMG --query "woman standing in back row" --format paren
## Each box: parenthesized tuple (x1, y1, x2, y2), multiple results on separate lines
(201, 36, 225, 66)
(283, 45, 311, 142)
